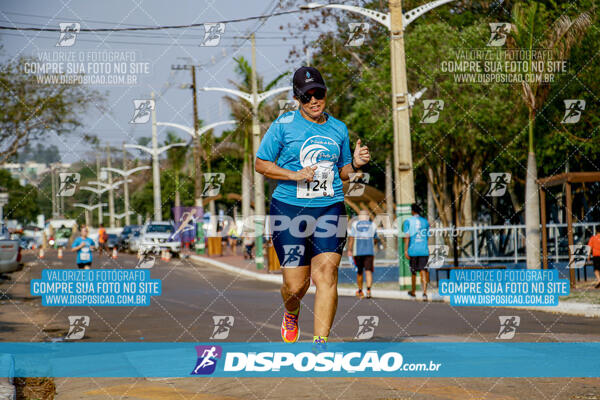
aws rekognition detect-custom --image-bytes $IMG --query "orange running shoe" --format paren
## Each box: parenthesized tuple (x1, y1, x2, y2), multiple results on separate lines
(281, 307, 300, 343)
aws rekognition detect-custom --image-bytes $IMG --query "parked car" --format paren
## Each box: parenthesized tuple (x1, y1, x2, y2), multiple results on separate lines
(0, 225, 21, 273)
(138, 221, 181, 256)
(117, 225, 140, 251)
(19, 237, 36, 250)
(106, 233, 119, 249)
(128, 230, 142, 253)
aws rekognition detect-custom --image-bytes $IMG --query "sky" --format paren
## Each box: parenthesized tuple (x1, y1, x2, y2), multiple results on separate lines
(1, 0, 327, 163)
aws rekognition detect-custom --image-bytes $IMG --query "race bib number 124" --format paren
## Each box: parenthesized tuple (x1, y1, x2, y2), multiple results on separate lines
(297, 167, 334, 198)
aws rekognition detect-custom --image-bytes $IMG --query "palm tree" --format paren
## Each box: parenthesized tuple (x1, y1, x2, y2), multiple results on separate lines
(223, 56, 289, 219)
(163, 131, 188, 208)
(509, 2, 592, 269)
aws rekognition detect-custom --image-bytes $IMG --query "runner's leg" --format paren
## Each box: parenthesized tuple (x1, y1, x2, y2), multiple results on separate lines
(365, 269, 373, 290)
(311, 251, 341, 337)
(281, 265, 311, 312)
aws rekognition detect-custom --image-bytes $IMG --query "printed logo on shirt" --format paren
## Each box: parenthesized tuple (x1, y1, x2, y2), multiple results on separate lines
(299, 135, 339, 169)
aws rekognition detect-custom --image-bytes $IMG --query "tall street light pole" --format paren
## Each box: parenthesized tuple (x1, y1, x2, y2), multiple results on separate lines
(300, 0, 455, 289)
(200, 82, 291, 270)
(101, 165, 150, 227)
(156, 119, 236, 254)
(74, 203, 107, 227)
(124, 139, 187, 222)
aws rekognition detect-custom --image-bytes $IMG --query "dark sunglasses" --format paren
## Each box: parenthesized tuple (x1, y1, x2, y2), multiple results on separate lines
(298, 88, 326, 104)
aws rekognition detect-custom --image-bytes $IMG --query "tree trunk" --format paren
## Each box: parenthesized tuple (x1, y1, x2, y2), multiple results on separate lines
(385, 155, 395, 259)
(174, 174, 181, 208)
(525, 151, 541, 268)
(427, 167, 435, 225)
(461, 174, 473, 253)
(241, 152, 252, 228)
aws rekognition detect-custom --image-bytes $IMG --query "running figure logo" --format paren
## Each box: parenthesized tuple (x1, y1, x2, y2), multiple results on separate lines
(56, 22, 80, 47)
(568, 245, 590, 269)
(277, 100, 298, 124)
(486, 173, 511, 197)
(487, 23, 511, 46)
(420, 100, 444, 124)
(202, 173, 225, 197)
(345, 23, 370, 47)
(282, 245, 305, 267)
(57, 173, 80, 196)
(191, 345, 222, 375)
(497, 316, 520, 339)
(561, 100, 586, 124)
(210, 316, 234, 340)
(355, 316, 379, 340)
(65, 315, 90, 340)
(130, 99, 155, 124)
(201, 23, 225, 47)
(426, 245, 449, 269)
(347, 172, 370, 197)
(136, 253, 155, 269)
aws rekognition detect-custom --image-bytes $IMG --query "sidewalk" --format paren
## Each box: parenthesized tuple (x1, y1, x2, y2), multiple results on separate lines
(190, 254, 600, 318)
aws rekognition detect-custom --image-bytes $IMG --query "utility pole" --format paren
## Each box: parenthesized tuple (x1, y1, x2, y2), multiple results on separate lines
(96, 154, 102, 226)
(150, 91, 162, 221)
(251, 33, 265, 269)
(106, 144, 115, 227)
(172, 63, 203, 208)
(50, 165, 56, 218)
(390, 0, 414, 290)
(191, 66, 203, 209)
(123, 143, 130, 225)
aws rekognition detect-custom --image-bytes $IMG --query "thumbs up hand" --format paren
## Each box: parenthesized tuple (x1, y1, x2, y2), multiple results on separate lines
(353, 139, 370, 168)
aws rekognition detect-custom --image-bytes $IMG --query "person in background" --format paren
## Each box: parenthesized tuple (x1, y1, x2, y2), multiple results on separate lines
(227, 224, 239, 256)
(402, 203, 430, 300)
(71, 225, 95, 269)
(587, 231, 600, 288)
(97, 224, 107, 256)
(243, 234, 255, 260)
(347, 209, 378, 299)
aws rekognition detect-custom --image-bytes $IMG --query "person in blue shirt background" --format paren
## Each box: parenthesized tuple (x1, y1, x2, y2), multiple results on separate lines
(71, 225, 95, 269)
(255, 66, 370, 347)
(347, 209, 378, 299)
(402, 203, 430, 300)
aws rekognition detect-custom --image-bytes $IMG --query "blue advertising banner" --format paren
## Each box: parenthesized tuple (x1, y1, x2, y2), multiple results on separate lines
(1, 342, 599, 378)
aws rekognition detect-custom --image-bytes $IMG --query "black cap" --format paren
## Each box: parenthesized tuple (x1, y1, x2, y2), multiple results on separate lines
(293, 66, 327, 97)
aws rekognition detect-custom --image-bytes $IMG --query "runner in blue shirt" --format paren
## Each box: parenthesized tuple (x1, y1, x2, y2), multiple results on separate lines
(256, 66, 371, 347)
(347, 209, 378, 299)
(402, 204, 430, 300)
(71, 225, 95, 269)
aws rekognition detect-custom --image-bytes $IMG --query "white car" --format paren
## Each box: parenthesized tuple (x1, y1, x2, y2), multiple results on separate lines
(138, 222, 181, 256)
(0, 226, 22, 273)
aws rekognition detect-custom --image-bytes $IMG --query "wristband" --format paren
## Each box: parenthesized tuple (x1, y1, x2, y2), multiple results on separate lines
(351, 159, 360, 171)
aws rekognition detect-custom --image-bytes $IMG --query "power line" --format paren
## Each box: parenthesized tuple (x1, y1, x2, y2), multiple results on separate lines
(0, 9, 302, 32)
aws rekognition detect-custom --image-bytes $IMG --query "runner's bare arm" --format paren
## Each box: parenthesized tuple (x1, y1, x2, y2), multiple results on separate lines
(255, 158, 317, 182)
(339, 139, 370, 180)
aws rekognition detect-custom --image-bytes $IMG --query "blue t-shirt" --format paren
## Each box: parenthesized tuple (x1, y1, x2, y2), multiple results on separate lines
(350, 220, 378, 256)
(402, 215, 430, 257)
(256, 109, 353, 207)
(72, 237, 94, 264)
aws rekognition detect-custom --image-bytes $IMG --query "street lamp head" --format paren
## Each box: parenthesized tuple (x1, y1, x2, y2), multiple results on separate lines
(300, 3, 323, 10)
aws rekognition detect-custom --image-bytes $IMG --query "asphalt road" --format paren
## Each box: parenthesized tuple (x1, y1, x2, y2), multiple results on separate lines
(5, 249, 600, 343)
(2, 249, 600, 400)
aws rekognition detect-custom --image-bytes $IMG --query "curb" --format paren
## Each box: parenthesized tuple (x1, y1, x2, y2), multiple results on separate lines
(189, 255, 600, 318)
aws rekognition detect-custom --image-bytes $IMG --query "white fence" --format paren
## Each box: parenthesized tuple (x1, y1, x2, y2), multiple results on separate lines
(426, 222, 600, 264)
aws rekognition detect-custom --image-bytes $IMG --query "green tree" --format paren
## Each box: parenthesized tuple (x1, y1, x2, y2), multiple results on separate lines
(0, 56, 103, 163)
(508, 1, 593, 268)
(0, 170, 40, 224)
